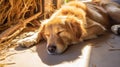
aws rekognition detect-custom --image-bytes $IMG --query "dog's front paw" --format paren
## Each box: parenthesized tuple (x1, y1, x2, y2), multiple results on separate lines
(16, 33, 39, 47)
(17, 38, 37, 47)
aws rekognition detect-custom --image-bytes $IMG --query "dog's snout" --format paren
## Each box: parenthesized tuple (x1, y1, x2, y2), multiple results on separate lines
(48, 45, 56, 54)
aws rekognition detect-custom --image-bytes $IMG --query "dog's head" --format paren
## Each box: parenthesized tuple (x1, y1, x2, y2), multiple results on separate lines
(40, 16, 86, 54)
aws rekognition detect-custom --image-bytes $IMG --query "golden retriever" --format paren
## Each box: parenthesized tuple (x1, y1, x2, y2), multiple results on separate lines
(16, 1, 120, 54)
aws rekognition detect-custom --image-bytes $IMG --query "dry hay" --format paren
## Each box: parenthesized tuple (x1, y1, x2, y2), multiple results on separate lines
(0, 0, 56, 60)
(0, 0, 43, 60)
(0, 0, 43, 32)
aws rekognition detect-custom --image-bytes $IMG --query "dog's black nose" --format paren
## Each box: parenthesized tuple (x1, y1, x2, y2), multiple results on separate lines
(48, 45, 56, 53)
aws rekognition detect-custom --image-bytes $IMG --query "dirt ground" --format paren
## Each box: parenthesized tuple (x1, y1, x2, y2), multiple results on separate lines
(0, 32, 120, 67)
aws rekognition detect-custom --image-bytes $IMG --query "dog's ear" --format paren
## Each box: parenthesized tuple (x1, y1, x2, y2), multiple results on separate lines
(65, 19, 84, 39)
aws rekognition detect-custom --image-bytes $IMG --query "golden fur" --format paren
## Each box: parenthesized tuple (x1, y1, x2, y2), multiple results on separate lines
(38, 1, 108, 54)
(16, 1, 120, 54)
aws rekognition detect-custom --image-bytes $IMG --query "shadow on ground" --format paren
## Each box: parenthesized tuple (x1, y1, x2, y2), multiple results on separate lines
(36, 41, 85, 65)
(36, 33, 111, 65)
(15, 33, 112, 66)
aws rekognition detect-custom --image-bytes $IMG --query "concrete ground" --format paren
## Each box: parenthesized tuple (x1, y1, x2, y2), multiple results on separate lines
(1, 32, 120, 67)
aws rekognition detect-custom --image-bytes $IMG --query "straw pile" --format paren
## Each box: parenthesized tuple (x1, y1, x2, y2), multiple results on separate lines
(0, 0, 56, 58)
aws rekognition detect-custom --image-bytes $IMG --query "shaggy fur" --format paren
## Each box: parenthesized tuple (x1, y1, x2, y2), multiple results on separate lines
(16, 1, 120, 54)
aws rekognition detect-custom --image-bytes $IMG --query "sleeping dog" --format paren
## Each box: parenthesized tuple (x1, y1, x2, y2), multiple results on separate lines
(16, 1, 120, 54)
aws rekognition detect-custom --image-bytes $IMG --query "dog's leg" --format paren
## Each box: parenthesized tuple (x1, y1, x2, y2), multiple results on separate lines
(82, 17, 106, 40)
(16, 23, 45, 48)
(16, 32, 42, 47)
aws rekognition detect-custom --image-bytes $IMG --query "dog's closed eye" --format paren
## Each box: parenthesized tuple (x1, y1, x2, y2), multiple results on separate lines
(57, 30, 65, 35)
(57, 31, 62, 35)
